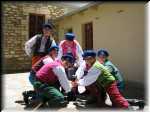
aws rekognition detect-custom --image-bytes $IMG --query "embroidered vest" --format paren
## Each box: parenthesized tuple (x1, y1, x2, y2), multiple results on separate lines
(33, 34, 52, 56)
(61, 40, 77, 58)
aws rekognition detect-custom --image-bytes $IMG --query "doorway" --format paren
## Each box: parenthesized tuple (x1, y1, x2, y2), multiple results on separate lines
(82, 22, 93, 50)
(29, 13, 45, 38)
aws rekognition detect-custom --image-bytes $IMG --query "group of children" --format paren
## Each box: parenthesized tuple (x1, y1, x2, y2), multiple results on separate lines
(24, 23, 129, 109)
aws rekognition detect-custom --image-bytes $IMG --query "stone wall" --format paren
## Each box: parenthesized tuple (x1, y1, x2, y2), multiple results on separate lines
(2, 2, 55, 73)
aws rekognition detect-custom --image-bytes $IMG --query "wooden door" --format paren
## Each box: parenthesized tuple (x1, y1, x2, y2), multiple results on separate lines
(29, 13, 45, 38)
(83, 22, 93, 49)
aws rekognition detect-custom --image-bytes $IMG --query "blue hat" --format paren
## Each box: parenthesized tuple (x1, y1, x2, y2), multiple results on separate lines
(97, 49, 109, 57)
(42, 23, 53, 29)
(47, 45, 59, 53)
(65, 33, 75, 41)
(62, 53, 75, 63)
(82, 50, 96, 58)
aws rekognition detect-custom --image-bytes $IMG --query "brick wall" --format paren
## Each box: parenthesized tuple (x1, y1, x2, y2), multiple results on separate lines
(2, 2, 55, 73)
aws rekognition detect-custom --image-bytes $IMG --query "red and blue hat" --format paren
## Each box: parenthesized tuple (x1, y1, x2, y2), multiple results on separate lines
(47, 45, 59, 53)
(82, 50, 96, 58)
(97, 48, 109, 57)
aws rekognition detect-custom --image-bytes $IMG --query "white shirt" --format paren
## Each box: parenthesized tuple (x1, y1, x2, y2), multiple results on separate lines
(42, 56, 54, 64)
(25, 35, 56, 56)
(57, 40, 84, 66)
(76, 62, 101, 86)
(39, 37, 48, 52)
(53, 66, 71, 93)
(75, 61, 86, 80)
(39, 56, 71, 93)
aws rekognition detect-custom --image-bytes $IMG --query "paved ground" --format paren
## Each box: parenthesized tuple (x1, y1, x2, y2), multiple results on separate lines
(2, 72, 149, 112)
(2, 72, 79, 111)
(3, 72, 32, 111)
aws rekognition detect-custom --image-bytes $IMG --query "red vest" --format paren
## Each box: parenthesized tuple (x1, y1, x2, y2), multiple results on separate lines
(36, 60, 62, 84)
(61, 40, 77, 58)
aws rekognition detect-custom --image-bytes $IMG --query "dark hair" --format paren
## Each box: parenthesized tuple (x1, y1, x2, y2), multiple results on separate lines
(61, 53, 75, 63)
(42, 23, 53, 29)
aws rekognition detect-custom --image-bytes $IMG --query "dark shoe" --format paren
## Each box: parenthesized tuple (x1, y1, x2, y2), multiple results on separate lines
(22, 91, 29, 105)
(22, 90, 37, 105)
(67, 91, 76, 101)
(59, 100, 69, 107)
(47, 100, 69, 108)
(127, 99, 145, 110)
(73, 101, 87, 109)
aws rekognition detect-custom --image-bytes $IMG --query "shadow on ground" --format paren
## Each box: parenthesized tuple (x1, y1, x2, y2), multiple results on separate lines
(122, 81, 145, 100)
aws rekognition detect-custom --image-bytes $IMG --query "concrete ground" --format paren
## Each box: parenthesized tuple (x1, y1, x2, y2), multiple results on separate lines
(2, 72, 79, 111)
(2, 72, 149, 111)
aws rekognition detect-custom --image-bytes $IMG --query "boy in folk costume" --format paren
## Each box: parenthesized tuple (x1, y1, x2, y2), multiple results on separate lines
(25, 23, 57, 66)
(72, 50, 129, 109)
(29, 45, 59, 86)
(97, 48, 125, 92)
(57, 32, 83, 67)
(32, 54, 75, 107)
(57, 32, 84, 80)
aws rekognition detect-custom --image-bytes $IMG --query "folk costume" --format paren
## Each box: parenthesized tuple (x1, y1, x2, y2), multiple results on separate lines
(25, 23, 56, 66)
(75, 50, 129, 108)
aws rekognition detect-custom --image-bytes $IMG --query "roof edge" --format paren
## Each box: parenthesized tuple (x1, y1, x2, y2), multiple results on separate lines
(54, 2, 103, 22)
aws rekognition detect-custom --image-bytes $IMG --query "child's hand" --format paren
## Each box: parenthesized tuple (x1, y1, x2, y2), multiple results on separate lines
(71, 80, 78, 87)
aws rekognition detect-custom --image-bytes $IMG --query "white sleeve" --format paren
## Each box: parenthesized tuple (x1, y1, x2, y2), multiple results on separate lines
(75, 61, 86, 80)
(56, 41, 63, 60)
(53, 66, 71, 93)
(76, 41, 84, 65)
(43, 57, 54, 64)
(51, 39, 57, 47)
(25, 35, 37, 56)
(78, 67, 101, 86)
